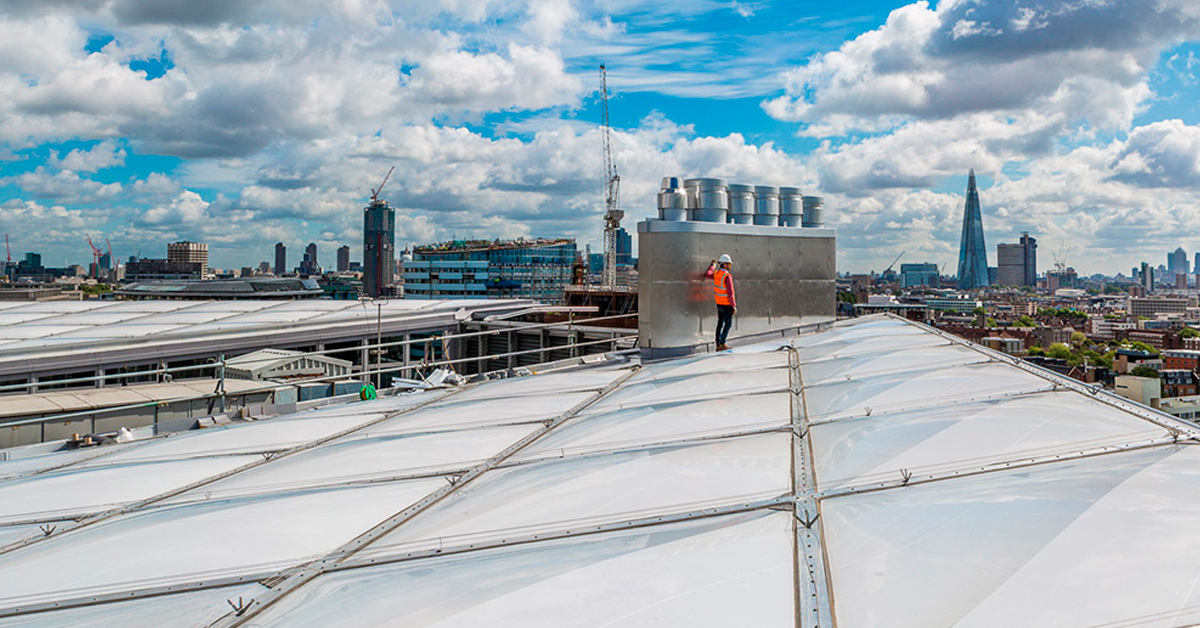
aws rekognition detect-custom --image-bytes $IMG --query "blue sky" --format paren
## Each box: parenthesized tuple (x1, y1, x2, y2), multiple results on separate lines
(0, 0, 1199, 275)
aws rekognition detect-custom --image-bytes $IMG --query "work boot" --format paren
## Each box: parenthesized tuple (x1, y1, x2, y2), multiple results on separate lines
(717, 343, 729, 351)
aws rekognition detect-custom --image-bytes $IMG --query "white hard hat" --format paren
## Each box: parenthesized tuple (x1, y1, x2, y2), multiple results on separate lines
(718, 254, 732, 264)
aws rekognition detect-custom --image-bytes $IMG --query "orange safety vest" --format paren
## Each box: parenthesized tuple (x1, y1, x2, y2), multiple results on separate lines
(713, 268, 733, 305)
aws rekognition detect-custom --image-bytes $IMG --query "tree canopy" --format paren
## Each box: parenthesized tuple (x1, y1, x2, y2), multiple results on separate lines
(1130, 365, 1160, 379)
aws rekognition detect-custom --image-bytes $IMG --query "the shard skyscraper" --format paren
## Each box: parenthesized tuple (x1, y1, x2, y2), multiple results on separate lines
(956, 169, 990, 290)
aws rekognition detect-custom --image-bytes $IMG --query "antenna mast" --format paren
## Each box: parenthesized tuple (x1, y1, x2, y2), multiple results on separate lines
(599, 64, 622, 289)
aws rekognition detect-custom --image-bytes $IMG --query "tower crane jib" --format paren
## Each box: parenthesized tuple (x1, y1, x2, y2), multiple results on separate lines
(371, 167, 395, 203)
(599, 64, 623, 289)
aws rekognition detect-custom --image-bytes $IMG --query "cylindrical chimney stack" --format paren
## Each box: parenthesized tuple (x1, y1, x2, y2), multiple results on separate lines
(802, 195, 825, 228)
(657, 176, 687, 221)
(684, 178, 728, 222)
(726, 184, 755, 225)
(779, 187, 804, 227)
(753, 185, 780, 226)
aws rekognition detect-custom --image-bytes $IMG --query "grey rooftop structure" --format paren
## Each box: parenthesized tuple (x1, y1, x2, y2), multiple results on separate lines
(0, 314, 1199, 626)
(115, 277, 324, 299)
(224, 349, 353, 381)
(0, 298, 536, 390)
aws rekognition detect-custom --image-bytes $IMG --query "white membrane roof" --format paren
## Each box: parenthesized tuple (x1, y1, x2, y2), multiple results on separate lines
(0, 314, 1198, 627)
(0, 298, 527, 355)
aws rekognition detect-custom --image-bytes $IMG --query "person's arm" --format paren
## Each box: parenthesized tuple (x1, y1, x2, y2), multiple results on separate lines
(725, 273, 737, 310)
(705, 261, 716, 278)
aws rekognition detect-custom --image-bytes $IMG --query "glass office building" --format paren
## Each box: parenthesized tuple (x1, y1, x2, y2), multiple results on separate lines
(404, 238, 577, 304)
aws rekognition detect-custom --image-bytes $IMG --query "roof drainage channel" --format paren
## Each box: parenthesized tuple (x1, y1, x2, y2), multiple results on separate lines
(789, 347, 835, 628)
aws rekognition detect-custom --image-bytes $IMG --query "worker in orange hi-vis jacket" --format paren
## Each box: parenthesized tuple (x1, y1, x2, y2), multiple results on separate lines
(706, 254, 736, 350)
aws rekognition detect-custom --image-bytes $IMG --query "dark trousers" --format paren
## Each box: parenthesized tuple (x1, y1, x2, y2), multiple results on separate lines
(716, 304, 734, 346)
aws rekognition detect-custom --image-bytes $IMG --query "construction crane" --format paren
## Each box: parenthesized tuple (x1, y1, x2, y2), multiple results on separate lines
(883, 250, 906, 275)
(371, 166, 395, 203)
(4, 234, 9, 264)
(599, 64, 623, 290)
(874, 250, 905, 286)
(84, 235, 103, 278)
(1052, 243, 1072, 274)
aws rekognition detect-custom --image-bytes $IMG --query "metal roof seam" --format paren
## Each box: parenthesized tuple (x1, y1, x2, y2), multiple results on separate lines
(815, 436, 1182, 500)
(882, 313, 1200, 439)
(814, 427, 1179, 492)
(805, 388, 1067, 428)
(0, 496, 799, 621)
(0, 573, 276, 621)
(798, 340, 958, 364)
(0, 388, 465, 558)
(494, 424, 793, 470)
(205, 367, 643, 628)
(15, 314, 1200, 626)
(788, 346, 835, 627)
(0, 434, 174, 483)
(801, 357, 993, 387)
(30, 300, 213, 335)
(803, 384, 1058, 424)
(325, 495, 794, 575)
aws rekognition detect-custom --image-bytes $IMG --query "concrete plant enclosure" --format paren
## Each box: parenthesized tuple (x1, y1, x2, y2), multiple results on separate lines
(637, 219, 836, 353)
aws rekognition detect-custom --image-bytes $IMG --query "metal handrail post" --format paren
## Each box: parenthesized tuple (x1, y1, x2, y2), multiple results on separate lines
(376, 301, 383, 389)
(218, 354, 226, 413)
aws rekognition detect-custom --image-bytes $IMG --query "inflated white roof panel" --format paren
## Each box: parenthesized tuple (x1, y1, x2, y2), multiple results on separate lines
(0, 314, 1195, 628)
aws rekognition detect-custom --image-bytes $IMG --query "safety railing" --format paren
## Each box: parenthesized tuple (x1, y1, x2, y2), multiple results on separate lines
(0, 312, 638, 394)
(0, 313, 639, 441)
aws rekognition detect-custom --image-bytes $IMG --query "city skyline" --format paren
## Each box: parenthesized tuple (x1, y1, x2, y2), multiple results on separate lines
(0, 1, 1197, 274)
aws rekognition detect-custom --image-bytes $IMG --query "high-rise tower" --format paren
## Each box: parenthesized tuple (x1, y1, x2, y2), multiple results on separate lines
(1168, 247, 1188, 277)
(364, 168, 397, 298)
(997, 232, 1037, 287)
(956, 170, 990, 290)
(364, 199, 395, 297)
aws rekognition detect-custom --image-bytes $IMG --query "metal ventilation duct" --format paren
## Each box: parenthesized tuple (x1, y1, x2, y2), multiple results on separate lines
(802, 196, 825, 228)
(779, 187, 804, 227)
(726, 184, 755, 225)
(663, 177, 823, 229)
(657, 176, 687, 221)
(684, 178, 728, 223)
(753, 186, 780, 226)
